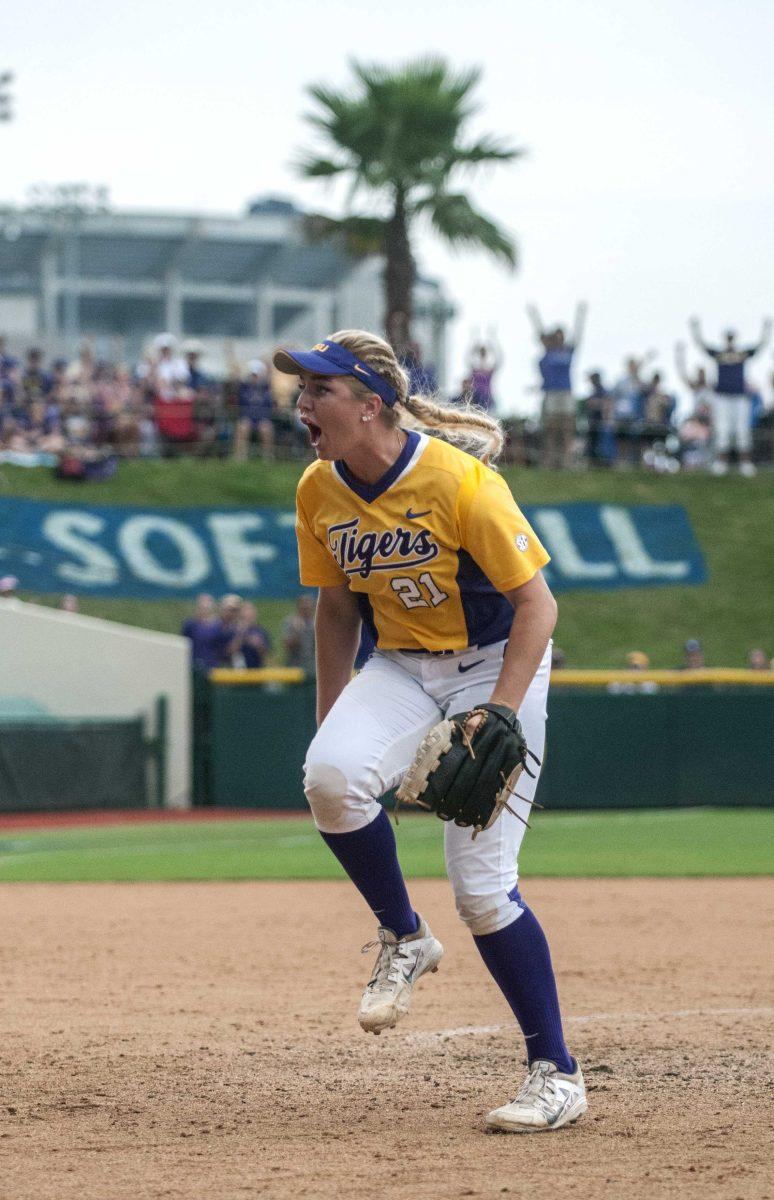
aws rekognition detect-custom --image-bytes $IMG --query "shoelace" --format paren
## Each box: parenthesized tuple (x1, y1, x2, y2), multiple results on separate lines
(513, 1063, 558, 1107)
(361, 936, 415, 991)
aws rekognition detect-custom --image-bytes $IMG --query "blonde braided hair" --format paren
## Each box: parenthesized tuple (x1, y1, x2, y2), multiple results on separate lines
(328, 329, 504, 463)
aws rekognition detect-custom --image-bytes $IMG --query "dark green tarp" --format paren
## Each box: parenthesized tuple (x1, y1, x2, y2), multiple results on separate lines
(0, 719, 147, 811)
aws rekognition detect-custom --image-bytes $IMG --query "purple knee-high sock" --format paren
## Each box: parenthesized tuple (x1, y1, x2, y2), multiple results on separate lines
(474, 898, 574, 1073)
(319, 807, 419, 939)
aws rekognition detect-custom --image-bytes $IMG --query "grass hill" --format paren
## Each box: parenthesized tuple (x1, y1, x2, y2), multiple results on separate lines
(2, 459, 771, 668)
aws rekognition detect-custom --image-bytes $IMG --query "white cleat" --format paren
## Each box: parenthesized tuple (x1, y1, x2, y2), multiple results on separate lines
(486, 1059, 588, 1133)
(358, 917, 443, 1035)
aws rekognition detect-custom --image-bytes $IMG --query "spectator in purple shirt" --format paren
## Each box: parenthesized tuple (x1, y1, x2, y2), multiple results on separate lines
(528, 301, 588, 469)
(690, 317, 772, 476)
(225, 600, 271, 668)
(582, 370, 616, 466)
(181, 593, 224, 671)
(234, 360, 275, 462)
(211, 593, 246, 666)
(467, 332, 502, 412)
(181, 341, 210, 391)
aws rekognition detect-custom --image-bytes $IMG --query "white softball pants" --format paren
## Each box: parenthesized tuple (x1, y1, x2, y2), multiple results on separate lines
(711, 393, 752, 454)
(304, 640, 551, 935)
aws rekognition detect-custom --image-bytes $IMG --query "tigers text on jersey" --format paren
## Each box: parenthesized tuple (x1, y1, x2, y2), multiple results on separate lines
(295, 430, 550, 652)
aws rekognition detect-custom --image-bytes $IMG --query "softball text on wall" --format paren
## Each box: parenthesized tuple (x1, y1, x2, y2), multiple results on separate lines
(0, 498, 706, 598)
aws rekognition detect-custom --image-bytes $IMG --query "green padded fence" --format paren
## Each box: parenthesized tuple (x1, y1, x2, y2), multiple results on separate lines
(0, 718, 148, 812)
(201, 674, 774, 810)
(209, 681, 317, 809)
(541, 690, 774, 808)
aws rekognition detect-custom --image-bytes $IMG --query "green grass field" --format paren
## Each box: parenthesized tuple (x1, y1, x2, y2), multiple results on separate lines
(3, 460, 772, 667)
(0, 809, 770, 882)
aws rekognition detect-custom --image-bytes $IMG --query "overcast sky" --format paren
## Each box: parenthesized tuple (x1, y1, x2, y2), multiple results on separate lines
(3, 0, 774, 413)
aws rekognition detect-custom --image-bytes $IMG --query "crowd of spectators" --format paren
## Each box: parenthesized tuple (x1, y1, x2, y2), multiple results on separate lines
(180, 592, 317, 675)
(181, 593, 273, 672)
(2, 311, 773, 475)
(0, 334, 309, 469)
(521, 307, 773, 474)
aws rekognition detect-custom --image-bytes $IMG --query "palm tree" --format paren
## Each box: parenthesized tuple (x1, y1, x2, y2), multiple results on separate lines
(297, 58, 522, 352)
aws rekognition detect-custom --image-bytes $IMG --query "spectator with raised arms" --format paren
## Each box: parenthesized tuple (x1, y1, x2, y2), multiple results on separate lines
(689, 317, 772, 476)
(467, 329, 502, 412)
(527, 301, 588, 469)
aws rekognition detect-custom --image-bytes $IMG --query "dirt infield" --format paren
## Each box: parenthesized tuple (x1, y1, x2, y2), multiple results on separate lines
(1, 879, 771, 1200)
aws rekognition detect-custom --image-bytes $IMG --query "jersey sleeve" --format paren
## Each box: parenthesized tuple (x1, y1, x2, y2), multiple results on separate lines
(295, 488, 347, 588)
(456, 465, 550, 592)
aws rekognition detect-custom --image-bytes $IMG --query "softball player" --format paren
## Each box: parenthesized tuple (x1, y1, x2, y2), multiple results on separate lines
(273, 330, 586, 1134)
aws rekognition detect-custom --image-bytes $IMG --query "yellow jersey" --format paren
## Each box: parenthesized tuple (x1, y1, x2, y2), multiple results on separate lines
(295, 431, 550, 652)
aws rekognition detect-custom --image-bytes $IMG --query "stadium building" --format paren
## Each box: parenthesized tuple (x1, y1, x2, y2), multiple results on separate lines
(0, 195, 454, 379)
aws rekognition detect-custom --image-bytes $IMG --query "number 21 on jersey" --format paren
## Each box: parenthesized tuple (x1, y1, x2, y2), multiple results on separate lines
(390, 572, 449, 610)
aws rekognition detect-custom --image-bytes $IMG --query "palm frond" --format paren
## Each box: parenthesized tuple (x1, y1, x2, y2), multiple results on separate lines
(302, 212, 387, 256)
(420, 192, 517, 268)
(295, 156, 347, 180)
(447, 136, 525, 168)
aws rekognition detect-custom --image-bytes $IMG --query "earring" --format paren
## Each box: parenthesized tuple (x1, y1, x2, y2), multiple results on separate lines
(361, 414, 373, 423)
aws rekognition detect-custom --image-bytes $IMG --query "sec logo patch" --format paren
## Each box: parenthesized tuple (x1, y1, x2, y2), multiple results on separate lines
(515, 534, 529, 551)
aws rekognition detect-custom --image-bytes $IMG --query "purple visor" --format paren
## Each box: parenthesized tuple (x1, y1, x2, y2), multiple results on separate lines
(272, 340, 397, 408)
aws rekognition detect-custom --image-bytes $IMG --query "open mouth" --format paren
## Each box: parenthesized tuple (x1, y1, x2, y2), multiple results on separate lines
(301, 418, 322, 447)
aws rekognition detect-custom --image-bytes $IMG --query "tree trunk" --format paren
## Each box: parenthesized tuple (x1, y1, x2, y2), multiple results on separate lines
(384, 187, 414, 356)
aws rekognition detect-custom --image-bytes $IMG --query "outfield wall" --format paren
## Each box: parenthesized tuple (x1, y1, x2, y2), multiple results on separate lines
(199, 670, 774, 810)
(0, 601, 190, 806)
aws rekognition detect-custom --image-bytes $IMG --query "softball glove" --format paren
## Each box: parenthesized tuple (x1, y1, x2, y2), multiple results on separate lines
(395, 703, 539, 838)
